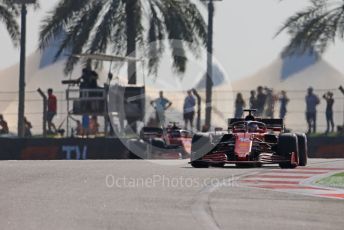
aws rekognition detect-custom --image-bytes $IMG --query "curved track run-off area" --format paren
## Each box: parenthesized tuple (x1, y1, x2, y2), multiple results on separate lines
(238, 167, 344, 199)
(1, 159, 343, 230)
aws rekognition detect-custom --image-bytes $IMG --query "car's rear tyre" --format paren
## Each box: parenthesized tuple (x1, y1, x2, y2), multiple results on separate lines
(277, 133, 299, 169)
(191, 161, 209, 168)
(296, 133, 308, 166)
(151, 138, 166, 148)
(264, 134, 278, 143)
(279, 162, 297, 169)
(126, 139, 147, 159)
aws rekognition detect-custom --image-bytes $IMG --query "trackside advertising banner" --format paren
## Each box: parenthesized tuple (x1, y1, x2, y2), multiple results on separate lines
(0, 138, 128, 160)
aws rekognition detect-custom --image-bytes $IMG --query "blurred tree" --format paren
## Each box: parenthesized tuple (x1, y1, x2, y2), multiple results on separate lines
(39, 0, 207, 84)
(277, 0, 344, 57)
(0, 0, 20, 45)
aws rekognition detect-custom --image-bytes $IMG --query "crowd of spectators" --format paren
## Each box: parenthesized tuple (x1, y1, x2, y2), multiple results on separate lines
(75, 115, 100, 137)
(147, 86, 338, 135)
(234, 85, 336, 134)
(236, 86, 285, 119)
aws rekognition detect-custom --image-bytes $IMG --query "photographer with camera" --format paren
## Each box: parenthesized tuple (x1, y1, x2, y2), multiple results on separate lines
(323, 91, 335, 134)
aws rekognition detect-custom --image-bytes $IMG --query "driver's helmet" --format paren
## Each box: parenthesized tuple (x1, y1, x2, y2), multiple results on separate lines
(168, 122, 179, 130)
(247, 123, 259, 133)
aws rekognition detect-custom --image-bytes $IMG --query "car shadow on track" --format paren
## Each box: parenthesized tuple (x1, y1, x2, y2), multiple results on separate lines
(180, 165, 281, 169)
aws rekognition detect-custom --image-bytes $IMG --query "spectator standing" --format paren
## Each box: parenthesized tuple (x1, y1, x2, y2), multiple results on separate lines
(82, 114, 90, 138)
(256, 86, 267, 117)
(0, 114, 9, 134)
(305, 87, 320, 134)
(47, 88, 57, 134)
(234, 93, 246, 118)
(75, 120, 83, 136)
(24, 116, 32, 137)
(150, 91, 172, 127)
(323, 91, 335, 133)
(183, 90, 196, 130)
(249, 90, 257, 110)
(89, 115, 100, 135)
(265, 88, 277, 118)
(279, 90, 289, 120)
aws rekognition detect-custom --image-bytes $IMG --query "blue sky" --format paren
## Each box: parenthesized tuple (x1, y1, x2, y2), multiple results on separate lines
(1, 0, 344, 80)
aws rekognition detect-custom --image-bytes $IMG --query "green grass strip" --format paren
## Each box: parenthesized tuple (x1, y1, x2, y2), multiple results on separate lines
(316, 172, 344, 188)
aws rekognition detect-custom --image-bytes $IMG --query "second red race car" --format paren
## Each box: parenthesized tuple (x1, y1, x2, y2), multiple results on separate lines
(127, 122, 193, 159)
(190, 109, 308, 168)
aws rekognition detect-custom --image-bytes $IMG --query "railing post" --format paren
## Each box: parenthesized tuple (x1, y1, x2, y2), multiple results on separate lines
(192, 88, 201, 131)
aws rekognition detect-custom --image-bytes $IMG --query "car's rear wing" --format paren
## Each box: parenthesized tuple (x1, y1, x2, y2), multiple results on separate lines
(140, 127, 163, 139)
(228, 118, 284, 132)
(260, 119, 284, 132)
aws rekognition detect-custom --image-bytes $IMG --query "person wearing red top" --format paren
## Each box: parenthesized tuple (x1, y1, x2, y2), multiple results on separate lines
(47, 88, 57, 134)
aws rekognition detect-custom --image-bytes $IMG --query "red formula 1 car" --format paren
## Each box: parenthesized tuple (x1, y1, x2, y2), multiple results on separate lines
(190, 109, 308, 168)
(127, 123, 193, 159)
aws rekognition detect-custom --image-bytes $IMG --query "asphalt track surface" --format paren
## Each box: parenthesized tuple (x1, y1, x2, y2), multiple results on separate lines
(1, 159, 344, 230)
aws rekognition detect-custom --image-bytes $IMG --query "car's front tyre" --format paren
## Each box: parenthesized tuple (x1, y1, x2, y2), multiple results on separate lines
(211, 163, 225, 168)
(296, 133, 308, 166)
(191, 161, 209, 168)
(277, 133, 299, 169)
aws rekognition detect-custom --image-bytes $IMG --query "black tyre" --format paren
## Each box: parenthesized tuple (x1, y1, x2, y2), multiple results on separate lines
(277, 133, 298, 169)
(235, 163, 257, 168)
(264, 134, 278, 143)
(191, 161, 209, 168)
(211, 163, 225, 168)
(255, 162, 263, 168)
(219, 134, 233, 142)
(296, 133, 308, 166)
(126, 139, 147, 159)
(151, 138, 166, 149)
(279, 162, 297, 169)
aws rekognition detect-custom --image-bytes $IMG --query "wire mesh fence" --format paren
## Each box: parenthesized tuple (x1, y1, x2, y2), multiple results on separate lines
(0, 87, 343, 135)
(143, 87, 344, 133)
